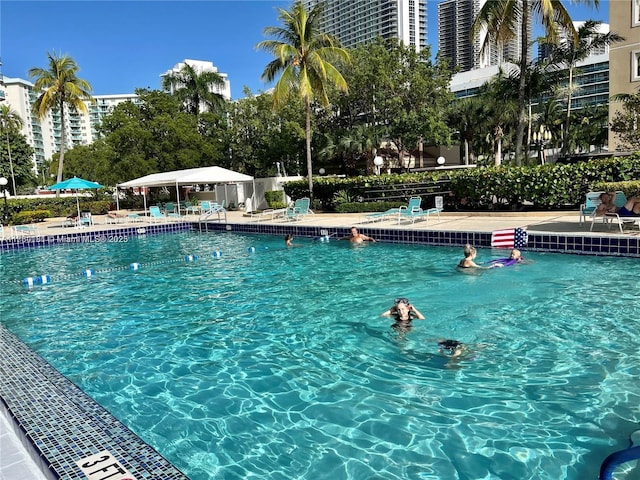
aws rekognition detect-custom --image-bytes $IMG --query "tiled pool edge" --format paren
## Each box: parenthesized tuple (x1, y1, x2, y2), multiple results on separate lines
(1, 220, 638, 257)
(0, 325, 189, 480)
(0, 222, 192, 252)
(202, 222, 640, 257)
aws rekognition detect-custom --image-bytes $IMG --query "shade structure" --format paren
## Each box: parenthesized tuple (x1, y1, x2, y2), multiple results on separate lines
(118, 166, 253, 188)
(49, 176, 103, 223)
(117, 166, 255, 215)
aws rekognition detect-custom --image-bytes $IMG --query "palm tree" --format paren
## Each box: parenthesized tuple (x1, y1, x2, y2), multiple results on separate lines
(257, 0, 350, 198)
(29, 51, 93, 184)
(471, 0, 598, 165)
(0, 104, 23, 195)
(449, 97, 485, 165)
(161, 62, 226, 115)
(542, 20, 623, 155)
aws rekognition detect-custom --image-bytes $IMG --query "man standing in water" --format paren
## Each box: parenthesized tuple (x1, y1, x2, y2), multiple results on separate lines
(341, 226, 375, 243)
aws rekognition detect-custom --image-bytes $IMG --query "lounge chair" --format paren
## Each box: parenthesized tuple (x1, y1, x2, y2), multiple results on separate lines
(397, 196, 442, 224)
(601, 191, 640, 232)
(12, 225, 39, 237)
(149, 206, 167, 223)
(79, 211, 94, 227)
(283, 198, 311, 222)
(199, 200, 227, 222)
(579, 191, 604, 226)
(249, 207, 288, 222)
(360, 207, 402, 224)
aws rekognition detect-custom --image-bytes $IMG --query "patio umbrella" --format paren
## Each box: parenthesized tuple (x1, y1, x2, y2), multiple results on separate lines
(48, 176, 103, 221)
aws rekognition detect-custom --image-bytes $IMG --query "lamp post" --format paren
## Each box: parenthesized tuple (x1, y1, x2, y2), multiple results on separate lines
(533, 126, 552, 165)
(373, 156, 384, 175)
(0, 176, 8, 224)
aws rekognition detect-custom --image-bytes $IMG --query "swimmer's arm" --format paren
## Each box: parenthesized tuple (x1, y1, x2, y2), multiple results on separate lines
(381, 308, 394, 317)
(410, 306, 425, 319)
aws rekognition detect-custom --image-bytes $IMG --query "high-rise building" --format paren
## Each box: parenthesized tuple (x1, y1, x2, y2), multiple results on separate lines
(303, 0, 427, 52)
(437, 0, 532, 72)
(1, 75, 141, 175)
(538, 21, 611, 61)
(608, 0, 639, 151)
(161, 59, 231, 103)
(1, 59, 230, 173)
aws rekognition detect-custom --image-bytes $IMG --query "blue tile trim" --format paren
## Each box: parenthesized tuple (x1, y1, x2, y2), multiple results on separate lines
(0, 325, 189, 480)
(197, 223, 640, 257)
(1, 221, 638, 257)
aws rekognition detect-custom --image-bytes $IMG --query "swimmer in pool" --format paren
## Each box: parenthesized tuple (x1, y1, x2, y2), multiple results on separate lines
(458, 244, 502, 269)
(381, 297, 425, 333)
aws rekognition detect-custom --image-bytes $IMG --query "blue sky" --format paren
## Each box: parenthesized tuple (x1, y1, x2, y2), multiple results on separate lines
(2, 1, 608, 100)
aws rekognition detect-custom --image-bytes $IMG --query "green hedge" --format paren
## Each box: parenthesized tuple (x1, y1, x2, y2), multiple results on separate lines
(283, 153, 640, 211)
(264, 190, 287, 209)
(1, 198, 112, 225)
(13, 210, 53, 224)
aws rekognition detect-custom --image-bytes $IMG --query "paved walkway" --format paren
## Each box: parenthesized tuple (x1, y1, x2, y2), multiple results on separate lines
(3, 209, 638, 239)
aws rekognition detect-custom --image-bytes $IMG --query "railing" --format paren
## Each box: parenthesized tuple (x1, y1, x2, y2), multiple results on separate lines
(357, 179, 452, 207)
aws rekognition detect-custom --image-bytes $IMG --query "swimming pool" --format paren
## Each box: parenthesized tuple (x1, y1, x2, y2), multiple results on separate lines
(1, 232, 639, 479)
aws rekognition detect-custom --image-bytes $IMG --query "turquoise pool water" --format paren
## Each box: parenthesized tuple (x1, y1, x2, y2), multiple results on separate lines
(1, 232, 639, 479)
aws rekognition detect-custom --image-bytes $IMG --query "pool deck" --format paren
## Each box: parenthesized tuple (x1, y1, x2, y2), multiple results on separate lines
(1, 209, 639, 480)
(2, 208, 638, 257)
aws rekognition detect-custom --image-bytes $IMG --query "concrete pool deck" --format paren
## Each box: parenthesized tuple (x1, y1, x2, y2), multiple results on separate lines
(1, 208, 639, 480)
(2, 208, 640, 240)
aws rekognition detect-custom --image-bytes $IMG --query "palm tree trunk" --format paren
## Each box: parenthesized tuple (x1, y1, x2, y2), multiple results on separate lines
(305, 99, 313, 199)
(514, 0, 530, 166)
(5, 130, 16, 195)
(57, 100, 66, 184)
(562, 67, 574, 155)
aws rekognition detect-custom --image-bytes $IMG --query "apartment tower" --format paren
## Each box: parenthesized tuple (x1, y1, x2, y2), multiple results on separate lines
(303, 0, 427, 52)
(608, 0, 640, 151)
(438, 0, 532, 72)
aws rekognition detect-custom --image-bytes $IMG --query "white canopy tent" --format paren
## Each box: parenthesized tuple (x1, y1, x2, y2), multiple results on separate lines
(117, 166, 255, 215)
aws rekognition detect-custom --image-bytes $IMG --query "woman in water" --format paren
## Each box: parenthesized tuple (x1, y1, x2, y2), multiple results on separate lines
(458, 244, 502, 269)
(381, 297, 425, 333)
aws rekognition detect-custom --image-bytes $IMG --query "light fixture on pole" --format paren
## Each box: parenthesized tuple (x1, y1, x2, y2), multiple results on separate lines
(534, 125, 551, 165)
(373, 156, 384, 175)
(0, 176, 8, 224)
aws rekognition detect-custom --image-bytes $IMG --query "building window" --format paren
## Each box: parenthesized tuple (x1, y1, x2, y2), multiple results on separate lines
(635, 0, 640, 27)
(634, 50, 640, 82)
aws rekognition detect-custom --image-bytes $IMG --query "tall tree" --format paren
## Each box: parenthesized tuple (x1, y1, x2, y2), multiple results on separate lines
(29, 51, 93, 184)
(0, 104, 23, 195)
(471, 0, 599, 164)
(257, 0, 350, 198)
(161, 62, 226, 115)
(543, 19, 623, 154)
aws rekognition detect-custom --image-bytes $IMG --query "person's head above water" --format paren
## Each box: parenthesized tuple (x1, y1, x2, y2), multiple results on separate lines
(510, 249, 521, 260)
(463, 244, 477, 259)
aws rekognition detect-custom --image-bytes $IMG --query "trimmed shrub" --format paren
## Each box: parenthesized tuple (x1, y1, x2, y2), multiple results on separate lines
(13, 210, 52, 224)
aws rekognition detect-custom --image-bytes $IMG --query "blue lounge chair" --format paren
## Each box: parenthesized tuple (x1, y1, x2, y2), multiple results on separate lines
(149, 206, 167, 223)
(579, 191, 604, 226)
(360, 207, 402, 224)
(397, 196, 442, 224)
(284, 198, 311, 222)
